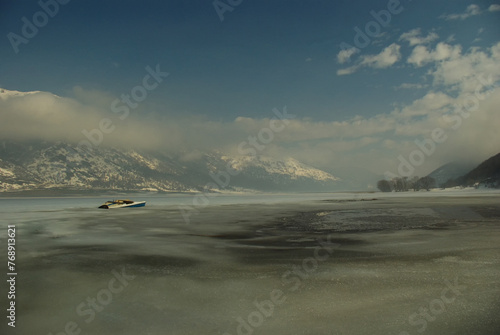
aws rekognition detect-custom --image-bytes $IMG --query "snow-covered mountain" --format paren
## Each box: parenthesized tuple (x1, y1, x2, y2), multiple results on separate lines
(222, 155, 338, 182)
(0, 141, 341, 193)
(0, 87, 341, 193)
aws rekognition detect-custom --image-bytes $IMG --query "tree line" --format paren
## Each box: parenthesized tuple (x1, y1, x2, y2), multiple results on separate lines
(377, 176, 436, 192)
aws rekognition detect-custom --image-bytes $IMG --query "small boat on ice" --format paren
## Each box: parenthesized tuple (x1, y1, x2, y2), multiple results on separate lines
(98, 199, 146, 209)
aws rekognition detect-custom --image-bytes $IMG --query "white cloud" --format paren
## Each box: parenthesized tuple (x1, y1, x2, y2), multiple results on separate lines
(488, 4, 500, 12)
(430, 42, 500, 94)
(337, 47, 359, 64)
(394, 83, 427, 90)
(387, 41, 500, 170)
(398, 92, 454, 118)
(2, 81, 499, 180)
(408, 43, 462, 67)
(0, 89, 230, 153)
(405, 41, 500, 103)
(399, 29, 439, 46)
(440, 4, 481, 20)
(361, 43, 401, 68)
(335, 41, 500, 174)
(337, 44, 401, 75)
(446, 34, 456, 43)
(2, 41, 500, 182)
(336, 65, 360, 76)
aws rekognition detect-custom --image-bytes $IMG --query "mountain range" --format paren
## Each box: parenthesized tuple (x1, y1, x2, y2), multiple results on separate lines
(0, 87, 345, 194)
(0, 140, 341, 194)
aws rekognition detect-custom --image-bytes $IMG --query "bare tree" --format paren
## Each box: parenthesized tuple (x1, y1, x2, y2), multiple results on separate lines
(418, 176, 436, 191)
(377, 179, 392, 192)
(391, 177, 411, 192)
(409, 176, 420, 191)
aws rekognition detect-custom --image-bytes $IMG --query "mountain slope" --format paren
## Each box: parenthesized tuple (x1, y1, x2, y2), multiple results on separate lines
(426, 161, 477, 187)
(0, 141, 341, 193)
(455, 152, 500, 187)
(0, 141, 188, 192)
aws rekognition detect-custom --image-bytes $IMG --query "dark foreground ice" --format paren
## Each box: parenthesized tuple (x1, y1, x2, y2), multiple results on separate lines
(1, 194, 500, 335)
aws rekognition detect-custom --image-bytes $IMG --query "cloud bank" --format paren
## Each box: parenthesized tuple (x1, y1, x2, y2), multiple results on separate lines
(2, 39, 500, 180)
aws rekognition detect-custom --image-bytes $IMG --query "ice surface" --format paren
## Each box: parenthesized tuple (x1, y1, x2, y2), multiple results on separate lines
(1, 192, 500, 335)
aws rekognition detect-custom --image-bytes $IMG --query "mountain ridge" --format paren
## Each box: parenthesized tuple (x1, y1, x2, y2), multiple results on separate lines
(455, 152, 500, 188)
(426, 153, 500, 189)
(426, 161, 478, 187)
(0, 140, 341, 193)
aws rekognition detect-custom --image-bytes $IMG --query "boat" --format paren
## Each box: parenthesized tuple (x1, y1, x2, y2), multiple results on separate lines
(98, 199, 146, 209)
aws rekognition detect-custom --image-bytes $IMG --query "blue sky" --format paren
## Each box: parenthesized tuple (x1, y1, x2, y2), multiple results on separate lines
(1, 0, 500, 183)
(2, 0, 497, 120)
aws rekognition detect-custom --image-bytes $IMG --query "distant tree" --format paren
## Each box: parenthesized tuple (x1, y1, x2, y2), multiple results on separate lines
(418, 176, 436, 191)
(392, 177, 410, 192)
(377, 179, 392, 192)
(409, 176, 420, 191)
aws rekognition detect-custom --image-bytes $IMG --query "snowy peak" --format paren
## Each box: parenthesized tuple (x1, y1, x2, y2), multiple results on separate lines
(0, 141, 341, 193)
(222, 155, 339, 182)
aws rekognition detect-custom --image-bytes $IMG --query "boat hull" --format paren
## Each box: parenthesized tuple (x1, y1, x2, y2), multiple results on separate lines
(122, 201, 146, 208)
(98, 201, 146, 209)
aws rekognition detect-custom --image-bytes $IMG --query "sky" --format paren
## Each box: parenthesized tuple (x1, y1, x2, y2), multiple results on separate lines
(1, 0, 500, 183)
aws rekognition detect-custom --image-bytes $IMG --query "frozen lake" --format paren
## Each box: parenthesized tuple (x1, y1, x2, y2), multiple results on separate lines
(1, 190, 500, 334)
